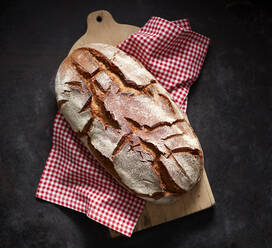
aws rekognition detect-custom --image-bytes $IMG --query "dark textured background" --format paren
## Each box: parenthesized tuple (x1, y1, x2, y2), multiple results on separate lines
(0, 0, 271, 247)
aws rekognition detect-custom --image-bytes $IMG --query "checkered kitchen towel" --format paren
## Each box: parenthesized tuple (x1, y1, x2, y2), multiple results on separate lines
(36, 16, 210, 237)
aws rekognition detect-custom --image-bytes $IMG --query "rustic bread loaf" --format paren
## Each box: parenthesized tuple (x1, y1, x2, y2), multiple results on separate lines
(55, 43, 204, 204)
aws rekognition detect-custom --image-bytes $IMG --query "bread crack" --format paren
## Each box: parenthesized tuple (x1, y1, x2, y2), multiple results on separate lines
(169, 153, 192, 182)
(86, 47, 154, 96)
(78, 96, 92, 113)
(65, 81, 84, 93)
(87, 48, 126, 81)
(172, 147, 202, 157)
(144, 119, 185, 131)
(111, 133, 132, 157)
(72, 59, 100, 80)
(142, 82, 156, 97)
(158, 93, 176, 114)
(77, 118, 93, 137)
(155, 159, 186, 193)
(57, 99, 68, 109)
(162, 133, 184, 140)
(90, 96, 121, 130)
(125, 117, 143, 132)
(138, 138, 185, 193)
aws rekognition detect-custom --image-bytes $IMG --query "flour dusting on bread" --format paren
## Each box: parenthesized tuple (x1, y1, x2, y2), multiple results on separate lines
(55, 43, 204, 204)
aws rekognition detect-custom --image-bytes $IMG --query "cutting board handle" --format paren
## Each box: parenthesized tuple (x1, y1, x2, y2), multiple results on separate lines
(86, 10, 117, 32)
(69, 10, 140, 53)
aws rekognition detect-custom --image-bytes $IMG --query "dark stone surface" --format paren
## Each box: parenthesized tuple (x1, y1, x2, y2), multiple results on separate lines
(0, 0, 271, 247)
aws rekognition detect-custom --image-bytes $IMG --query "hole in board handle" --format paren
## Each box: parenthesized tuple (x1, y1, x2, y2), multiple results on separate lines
(96, 16, 102, 22)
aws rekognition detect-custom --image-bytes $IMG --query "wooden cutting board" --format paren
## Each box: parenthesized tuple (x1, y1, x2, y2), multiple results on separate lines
(70, 10, 215, 237)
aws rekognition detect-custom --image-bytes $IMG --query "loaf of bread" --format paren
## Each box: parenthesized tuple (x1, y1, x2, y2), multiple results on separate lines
(55, 43, 204, 204)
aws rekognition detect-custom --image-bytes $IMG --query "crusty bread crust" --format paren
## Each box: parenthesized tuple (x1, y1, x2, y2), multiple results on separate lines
(55, 43, 204, 204)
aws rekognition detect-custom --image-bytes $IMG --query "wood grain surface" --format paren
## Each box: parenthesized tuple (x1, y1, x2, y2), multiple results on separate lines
(70, 10, 215, 237)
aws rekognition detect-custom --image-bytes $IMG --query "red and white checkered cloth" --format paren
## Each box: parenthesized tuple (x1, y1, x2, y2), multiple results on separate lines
(36, 16, 210, 237)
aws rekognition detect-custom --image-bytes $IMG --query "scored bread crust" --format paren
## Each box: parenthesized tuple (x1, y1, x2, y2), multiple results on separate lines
(55, 43, 204, 204)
